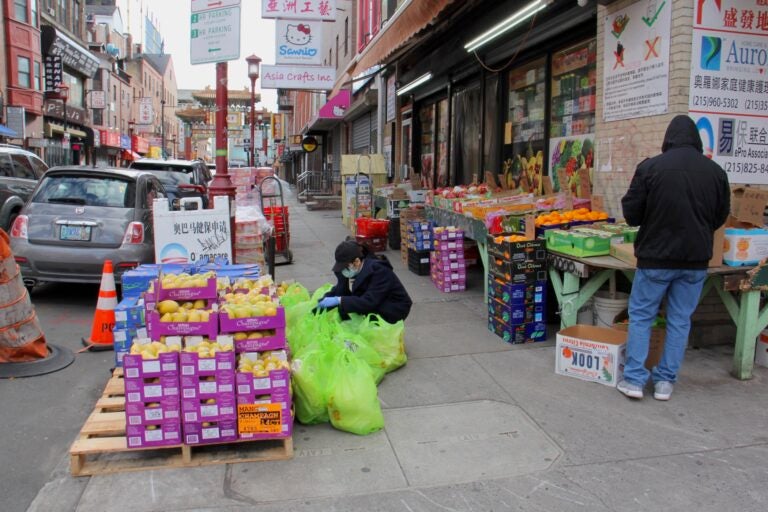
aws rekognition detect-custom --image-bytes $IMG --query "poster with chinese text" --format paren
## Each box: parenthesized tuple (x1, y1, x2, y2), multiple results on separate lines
(690, 0, 768, 183)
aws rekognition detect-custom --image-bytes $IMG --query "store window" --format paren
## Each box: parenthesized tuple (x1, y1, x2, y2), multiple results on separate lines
(74, 0, 80, 36)
(484, 75, 500, 184)
(549, 39, 596, 195)
(34, 61, 41, 90)
(436, 99, 449, 187)
(31, 0, 37, 27)
(358, 0, 381, 52)
(419, 104, 435, 188)
(14, 0, 28, 23)
(17, 57, 31, 88)
(503, 58, 546, 193)
(63, 71, 84, 108)
(451, 84, 482, 186)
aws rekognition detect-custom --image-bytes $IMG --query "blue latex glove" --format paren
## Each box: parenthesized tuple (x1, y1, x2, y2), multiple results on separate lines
(317, 296, 341, 309)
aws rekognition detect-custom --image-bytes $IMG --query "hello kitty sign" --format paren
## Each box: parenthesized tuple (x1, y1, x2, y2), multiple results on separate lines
(275, 20, 323, 65)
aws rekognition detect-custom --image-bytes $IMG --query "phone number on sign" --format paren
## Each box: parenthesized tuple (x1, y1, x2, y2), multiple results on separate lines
(724, 162, 768, 174)
(691, 95, 739, 109)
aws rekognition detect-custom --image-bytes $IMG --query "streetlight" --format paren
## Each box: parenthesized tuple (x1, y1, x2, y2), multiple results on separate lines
(57, 83, 70, 164)
(246, 54, 261, 168)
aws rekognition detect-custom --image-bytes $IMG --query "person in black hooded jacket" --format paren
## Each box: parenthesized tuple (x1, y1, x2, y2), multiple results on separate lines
(317, 240, 412, 323)
(617, 114, 730, 402)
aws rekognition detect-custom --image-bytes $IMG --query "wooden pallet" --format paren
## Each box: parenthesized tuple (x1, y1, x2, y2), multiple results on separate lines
(69, 368, 293, 477)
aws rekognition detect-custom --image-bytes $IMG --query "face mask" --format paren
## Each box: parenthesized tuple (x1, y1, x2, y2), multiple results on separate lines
(342, 265, 360, 279)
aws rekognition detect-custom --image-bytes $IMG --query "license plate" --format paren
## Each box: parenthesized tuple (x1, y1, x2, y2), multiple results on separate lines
(60, 225, 92, 241)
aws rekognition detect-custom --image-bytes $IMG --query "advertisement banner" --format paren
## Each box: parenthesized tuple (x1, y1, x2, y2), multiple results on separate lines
(262, 0, 335, 20)
(138, 97, 153, 124)
(603, 0, 671, 122)
(275, 20, 323, 65)
(261, 65, 335, 90)
(690, 0, 768, 183)
(153, 197, 232, 264)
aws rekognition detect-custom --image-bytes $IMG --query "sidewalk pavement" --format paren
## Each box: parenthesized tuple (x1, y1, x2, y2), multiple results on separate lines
(27, 195, 768, 512)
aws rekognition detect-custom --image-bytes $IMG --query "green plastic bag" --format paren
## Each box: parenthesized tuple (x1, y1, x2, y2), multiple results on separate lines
(311, 283, 334, 305)
(280, 283, 310, 308)
(360, 314, 407, 373)
(334, 328, 386, 384)
(291, 336, 343, 425)
(326, 349, 384, 435)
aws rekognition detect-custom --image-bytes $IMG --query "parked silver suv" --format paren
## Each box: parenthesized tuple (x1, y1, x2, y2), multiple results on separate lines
(0, 144, 49, 231)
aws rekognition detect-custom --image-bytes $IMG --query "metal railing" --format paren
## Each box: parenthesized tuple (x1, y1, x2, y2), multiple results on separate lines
(297, 170, 327, 200)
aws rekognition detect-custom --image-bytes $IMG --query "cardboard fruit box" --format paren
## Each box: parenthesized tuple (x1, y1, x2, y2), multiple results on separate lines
(157, 276, 218, 301)
(123, 352, 180, 379)
(612, 309, 665, 370)
(126, 421, 181, 449)
(545, 229, 612, 257)
(488, 298, 545, 326)
(233, 328, 287, 352)
(555, 325, 626, 387)
(236, 367, 290, 398)
(219, 306, 286, 332)
(723, 227, 768, 266)
(237, 401, 294, 440)
(487, 317, 546, 344)
(124, 374, 180, 403)
(489, 257, 547, 284)
(488, 237, 546, 263)
(146, 310, 219, 338)
(125, 397, 181, 426)
(183, 419, 238, 445)
(487, 277, 547, 305)
(181, 392, 237, 423)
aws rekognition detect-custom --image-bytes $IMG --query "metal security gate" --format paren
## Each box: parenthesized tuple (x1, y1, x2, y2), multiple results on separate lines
(351, 112, 372, 154)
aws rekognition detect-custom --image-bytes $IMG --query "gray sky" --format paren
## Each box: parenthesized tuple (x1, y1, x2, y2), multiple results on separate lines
(120, 0, 277, 109)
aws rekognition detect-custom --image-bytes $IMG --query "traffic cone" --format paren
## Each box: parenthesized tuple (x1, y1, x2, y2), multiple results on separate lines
(0, 228, 74, 378)
(82, 260, 117, 352)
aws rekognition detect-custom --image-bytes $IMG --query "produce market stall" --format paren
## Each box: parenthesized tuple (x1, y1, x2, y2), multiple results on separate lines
(547, 250, 764, 380)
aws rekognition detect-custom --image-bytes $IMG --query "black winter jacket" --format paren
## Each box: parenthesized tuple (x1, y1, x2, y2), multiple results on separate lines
(325, 254, 412, 323)
(622, 115, 730, 269)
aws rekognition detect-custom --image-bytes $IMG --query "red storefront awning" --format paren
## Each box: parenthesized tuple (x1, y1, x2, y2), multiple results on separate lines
(121, 149, 141, 161)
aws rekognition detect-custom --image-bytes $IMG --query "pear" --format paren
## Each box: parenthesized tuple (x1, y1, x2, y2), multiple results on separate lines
(157, 300, 180, 314)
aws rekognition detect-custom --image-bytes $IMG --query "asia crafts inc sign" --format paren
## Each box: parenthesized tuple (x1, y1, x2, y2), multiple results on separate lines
(262, 0, 335, 20)
(275, 20, 323, 65)
(689, 0, 768, 184)
(261, 65, 336, 90)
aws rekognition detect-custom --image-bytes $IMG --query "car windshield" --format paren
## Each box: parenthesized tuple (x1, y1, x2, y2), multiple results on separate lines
(33, 174, 136, 208)
(129, 163, 193, 188)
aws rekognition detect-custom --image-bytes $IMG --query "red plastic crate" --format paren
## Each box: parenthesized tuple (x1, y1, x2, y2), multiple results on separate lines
(356, 218, 389, 237)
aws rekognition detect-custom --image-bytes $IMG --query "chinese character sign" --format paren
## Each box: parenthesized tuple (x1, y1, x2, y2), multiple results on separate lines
(138, 98, 153, 124)
(153, 197, 233, 264)
(690, 0, 768, 183)
(603, 0, 671, 122)
(262, 0, 336, 21)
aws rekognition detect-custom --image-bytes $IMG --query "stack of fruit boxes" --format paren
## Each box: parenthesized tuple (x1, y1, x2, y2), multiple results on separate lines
(123, 347, 182, 448)
(180, 337, 238, 445)
(407, 220, 433, 275)
(113, 296, 147, 367)
(219, 293, 293, 440)
(399, 208, 426, 264)
(487, 237, 549, 343)
(430, 228, 466, 292)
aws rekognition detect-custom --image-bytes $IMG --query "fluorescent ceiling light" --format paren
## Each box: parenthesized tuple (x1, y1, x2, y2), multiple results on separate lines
(396, 73, 433, 96)
(464, 0, 549, 53)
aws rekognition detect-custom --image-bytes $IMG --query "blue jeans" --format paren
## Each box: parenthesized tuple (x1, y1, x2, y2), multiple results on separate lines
(623, 268, 707, 386)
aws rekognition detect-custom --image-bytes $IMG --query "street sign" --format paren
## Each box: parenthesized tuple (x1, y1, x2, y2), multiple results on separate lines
(190, 6, 241, 65)
(191, 0, 240, 13)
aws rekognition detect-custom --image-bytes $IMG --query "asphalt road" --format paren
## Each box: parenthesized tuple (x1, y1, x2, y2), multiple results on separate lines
(0, 283, 113, 512)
